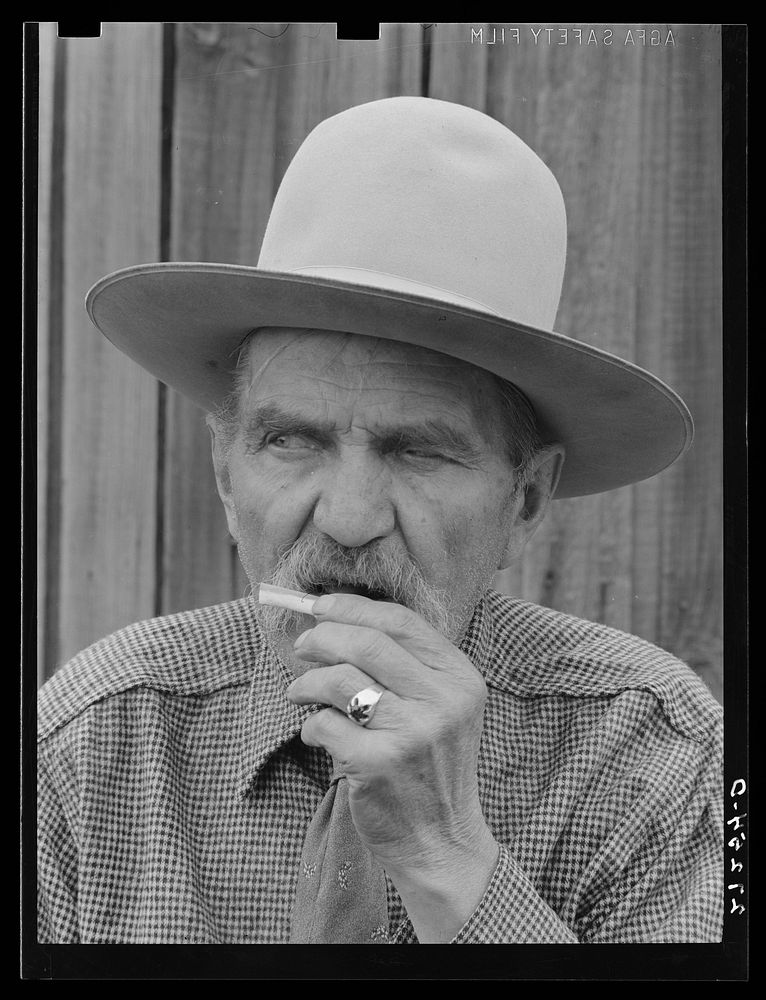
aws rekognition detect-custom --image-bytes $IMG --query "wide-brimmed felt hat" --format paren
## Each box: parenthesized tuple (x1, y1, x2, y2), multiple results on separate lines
(85, 96, 693, 498)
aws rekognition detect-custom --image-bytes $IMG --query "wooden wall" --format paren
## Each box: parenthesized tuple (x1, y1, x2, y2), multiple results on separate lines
(36, 23, 723, 700)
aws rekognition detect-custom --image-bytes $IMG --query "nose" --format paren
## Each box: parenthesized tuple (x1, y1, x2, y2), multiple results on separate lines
(312, 449, 396, 548)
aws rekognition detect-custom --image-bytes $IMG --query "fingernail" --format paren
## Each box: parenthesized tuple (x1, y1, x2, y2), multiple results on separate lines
(293, 630, 310, 648)
(311, 595, 334, 616)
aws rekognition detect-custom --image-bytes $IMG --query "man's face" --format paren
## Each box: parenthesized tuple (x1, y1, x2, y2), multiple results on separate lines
(212, 329, 537, 663)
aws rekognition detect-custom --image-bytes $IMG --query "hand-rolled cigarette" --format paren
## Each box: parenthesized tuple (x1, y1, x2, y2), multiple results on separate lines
(257, 583, 319, 615)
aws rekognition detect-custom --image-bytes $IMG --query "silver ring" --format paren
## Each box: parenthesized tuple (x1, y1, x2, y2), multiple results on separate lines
(346, 687, 384, 727)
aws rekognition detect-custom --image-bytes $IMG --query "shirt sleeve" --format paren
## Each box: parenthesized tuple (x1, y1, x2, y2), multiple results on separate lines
(390, 725, 723, 944)
(387, 847, 577, 944)
(454, 793, 721, 945)
(37, 744, 81, 943)
(450, 845, 579, 942)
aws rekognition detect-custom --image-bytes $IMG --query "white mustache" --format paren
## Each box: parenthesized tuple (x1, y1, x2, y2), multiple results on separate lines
(255, 534, 461, 641)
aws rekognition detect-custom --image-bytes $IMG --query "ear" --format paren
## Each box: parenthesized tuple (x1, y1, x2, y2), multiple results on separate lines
(207, 415, 240, 544)
(498, 445, 565, 570)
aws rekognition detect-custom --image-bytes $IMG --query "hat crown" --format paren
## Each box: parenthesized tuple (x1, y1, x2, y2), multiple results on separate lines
(258, 97, 567, 331)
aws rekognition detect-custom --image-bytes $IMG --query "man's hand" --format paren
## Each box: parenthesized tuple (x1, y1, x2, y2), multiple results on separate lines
(285, 593, 500, 943)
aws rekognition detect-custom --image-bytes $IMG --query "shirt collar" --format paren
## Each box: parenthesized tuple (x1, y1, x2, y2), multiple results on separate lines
(458, 592, 493, 673)
(235, 604, 315, 800)
(235, 593, 493, 799)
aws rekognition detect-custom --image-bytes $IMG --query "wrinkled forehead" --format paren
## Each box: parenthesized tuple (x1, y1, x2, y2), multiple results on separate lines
(239, 327, 501, 408)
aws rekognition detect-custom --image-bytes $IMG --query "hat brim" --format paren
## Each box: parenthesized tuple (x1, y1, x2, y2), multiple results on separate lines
(86, 262, 694, 499)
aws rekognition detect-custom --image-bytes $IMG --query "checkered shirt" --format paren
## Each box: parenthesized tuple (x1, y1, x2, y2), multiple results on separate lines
(38, 592, 723, 943)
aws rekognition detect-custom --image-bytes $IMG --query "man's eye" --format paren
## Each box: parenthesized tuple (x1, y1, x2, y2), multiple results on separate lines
(265, 433, 314, 452)
(400, 448, 447, 463)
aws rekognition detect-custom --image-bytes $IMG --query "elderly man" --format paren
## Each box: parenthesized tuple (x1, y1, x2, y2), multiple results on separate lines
(37, 97, 723, 944)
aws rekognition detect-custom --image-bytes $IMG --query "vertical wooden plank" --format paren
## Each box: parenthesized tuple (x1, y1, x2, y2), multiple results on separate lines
(37, 23, 56, 684)
(427, 22, 488, 110)
(56, 24, 163, 670)
(163, 22, 289, 616)
(654, 26, 723, 698)
(631, 37, 679, 654)
(162, 23, 423, 614)
(330, 23, 426, 109)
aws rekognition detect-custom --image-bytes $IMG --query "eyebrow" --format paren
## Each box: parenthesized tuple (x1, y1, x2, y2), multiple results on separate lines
(243, 404, 333, 443)
(242, 403, 487, 461)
